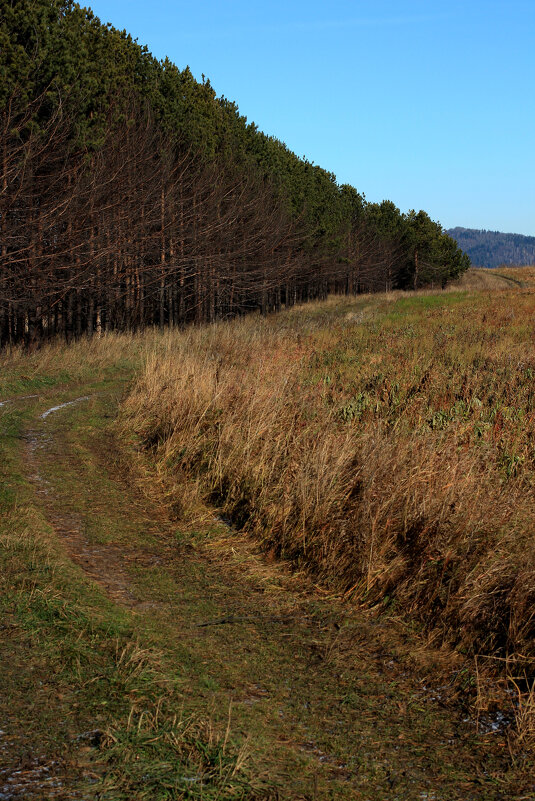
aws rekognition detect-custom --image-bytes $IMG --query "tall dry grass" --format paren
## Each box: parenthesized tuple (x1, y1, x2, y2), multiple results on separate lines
(120, 287, 535, 665)
(0, 329, 174, 403)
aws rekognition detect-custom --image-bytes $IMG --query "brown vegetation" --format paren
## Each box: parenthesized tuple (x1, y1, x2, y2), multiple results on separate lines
(120, 282, 535, 679)
(1, 2, 468, 351)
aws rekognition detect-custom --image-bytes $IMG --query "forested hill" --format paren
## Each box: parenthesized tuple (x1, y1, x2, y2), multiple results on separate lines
(447, 228, 535, 268)
(1, 1, 469, 346)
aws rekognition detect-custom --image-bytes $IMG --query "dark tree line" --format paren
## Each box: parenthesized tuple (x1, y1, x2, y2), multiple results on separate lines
(0, 0, 470, 347)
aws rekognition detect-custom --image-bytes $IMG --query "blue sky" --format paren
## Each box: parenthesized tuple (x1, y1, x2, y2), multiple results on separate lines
(86, 0, 535, 235)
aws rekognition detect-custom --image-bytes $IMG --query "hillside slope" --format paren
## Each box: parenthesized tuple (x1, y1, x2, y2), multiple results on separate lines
(448, 227, 535, 268)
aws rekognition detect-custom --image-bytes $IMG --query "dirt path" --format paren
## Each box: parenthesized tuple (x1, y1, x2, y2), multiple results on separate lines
(11, 386, 534, 799)
(454, 268, 527, 291)
(24, 396, 155, 609)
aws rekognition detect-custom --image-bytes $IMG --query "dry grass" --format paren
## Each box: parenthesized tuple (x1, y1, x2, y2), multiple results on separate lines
(3, 282, 535, 766)
(451, 265, 535, 292)
(120, 285, 535, 681)
(0, 328, 173, 403)
(495, 265, 535, 287)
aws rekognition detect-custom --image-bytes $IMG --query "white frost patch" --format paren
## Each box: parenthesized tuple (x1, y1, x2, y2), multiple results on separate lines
(41, 396, 90, 419)
(0, 394, 39, 408)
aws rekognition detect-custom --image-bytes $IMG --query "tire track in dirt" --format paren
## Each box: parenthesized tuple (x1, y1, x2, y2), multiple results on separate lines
(24, 395, 161, 611)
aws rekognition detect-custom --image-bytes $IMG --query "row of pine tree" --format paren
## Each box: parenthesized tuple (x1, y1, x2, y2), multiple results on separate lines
(0, 0, 470, 346)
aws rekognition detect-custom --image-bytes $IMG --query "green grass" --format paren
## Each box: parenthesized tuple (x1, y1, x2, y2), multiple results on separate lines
(0, 365, 260, 799)
(388, 291, 469, 314)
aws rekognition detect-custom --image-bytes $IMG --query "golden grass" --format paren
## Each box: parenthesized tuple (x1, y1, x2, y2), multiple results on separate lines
(119, 286, 535, 679)
(451, 265, 535, 292)
(495, 265, 535, 287)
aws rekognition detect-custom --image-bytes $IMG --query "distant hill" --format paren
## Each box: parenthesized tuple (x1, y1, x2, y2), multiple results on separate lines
(447, 227, 535, 268)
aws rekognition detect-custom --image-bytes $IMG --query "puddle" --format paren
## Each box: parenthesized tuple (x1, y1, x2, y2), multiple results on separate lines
(476, 710, 512, 735)
(420, 680, 514, 736)
(0, 745, 65, 800)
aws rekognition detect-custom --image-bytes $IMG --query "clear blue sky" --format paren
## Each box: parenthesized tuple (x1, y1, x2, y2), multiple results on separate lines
(86, 0, 535, 235)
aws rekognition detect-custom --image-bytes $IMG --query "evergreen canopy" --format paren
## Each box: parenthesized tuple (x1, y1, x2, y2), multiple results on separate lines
(0, 0, 470, 345)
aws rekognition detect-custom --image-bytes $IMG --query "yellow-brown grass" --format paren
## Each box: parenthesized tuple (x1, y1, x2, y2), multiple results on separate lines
(0, 329, 160, 385)
(450, 265, 535, 291)
(494, 265, 535, 287)
(120, 287, 535, 671)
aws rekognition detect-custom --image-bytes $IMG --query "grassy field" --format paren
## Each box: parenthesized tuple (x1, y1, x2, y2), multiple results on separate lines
(122, 269, 535, 693)
(1, 268, 535, 798)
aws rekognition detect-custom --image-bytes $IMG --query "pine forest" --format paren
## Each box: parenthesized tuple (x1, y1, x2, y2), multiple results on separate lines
(0, 0, 470, 347)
